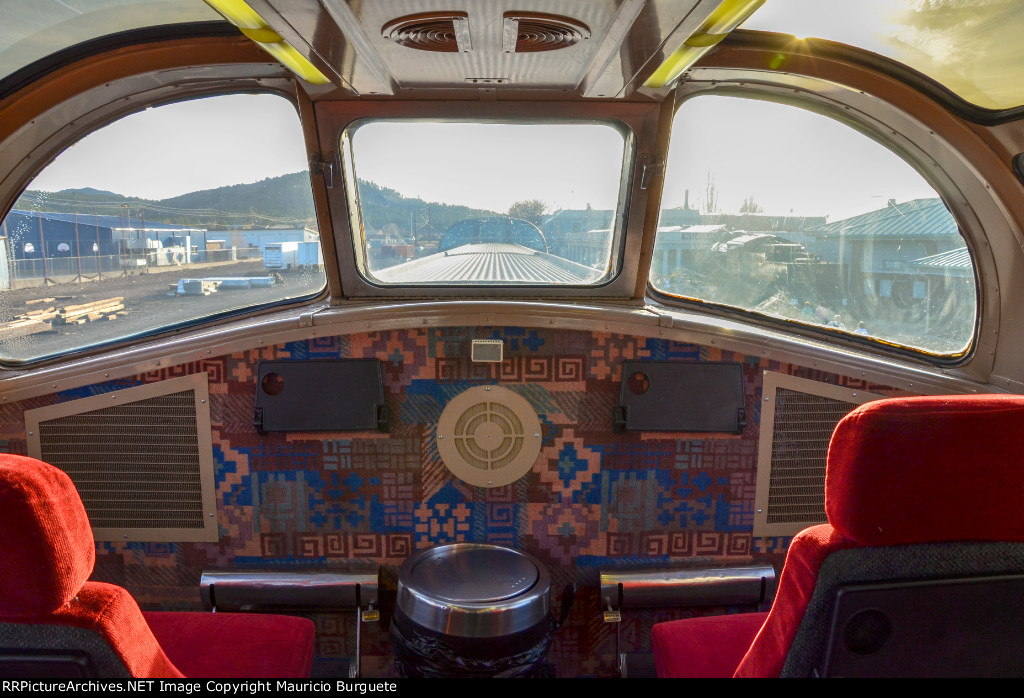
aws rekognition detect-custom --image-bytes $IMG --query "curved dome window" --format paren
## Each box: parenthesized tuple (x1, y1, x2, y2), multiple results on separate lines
(651, 95, 977, 357)
(0, 93, 323, 364)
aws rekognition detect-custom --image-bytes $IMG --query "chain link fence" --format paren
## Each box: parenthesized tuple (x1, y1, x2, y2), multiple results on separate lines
(4, 248, 266, 289)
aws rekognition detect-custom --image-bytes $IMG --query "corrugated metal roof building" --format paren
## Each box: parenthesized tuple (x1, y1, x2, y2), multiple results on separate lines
(910, 246, 974, 277)
(808, 198, 960, 241)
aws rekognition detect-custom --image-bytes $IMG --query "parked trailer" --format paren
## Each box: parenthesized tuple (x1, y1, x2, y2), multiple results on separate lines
(297, 241, 323, 269)
(263, 241, 298, 270)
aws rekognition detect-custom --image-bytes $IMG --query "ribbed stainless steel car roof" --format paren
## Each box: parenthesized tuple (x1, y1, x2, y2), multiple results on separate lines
(372, 243, 602, 284)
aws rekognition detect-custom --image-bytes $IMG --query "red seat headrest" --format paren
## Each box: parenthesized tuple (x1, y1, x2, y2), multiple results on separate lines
(0, 454, 95, 617)
(826, 394, 1024, 546)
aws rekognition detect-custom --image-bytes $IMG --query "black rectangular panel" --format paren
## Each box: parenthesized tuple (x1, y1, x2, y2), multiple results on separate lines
(616, 361, 745, 433)
(822, 575, 1024, 677)
(255, 359, 385, 432)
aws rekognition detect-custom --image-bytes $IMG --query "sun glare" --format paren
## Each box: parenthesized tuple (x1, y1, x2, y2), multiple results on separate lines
(743, 0, 901, 53)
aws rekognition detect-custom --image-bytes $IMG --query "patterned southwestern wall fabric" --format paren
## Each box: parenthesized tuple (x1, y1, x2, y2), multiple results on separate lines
(0, 327, 899, 677)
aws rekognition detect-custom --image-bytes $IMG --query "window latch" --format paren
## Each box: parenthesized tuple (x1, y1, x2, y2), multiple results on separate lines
(640, 157, 665, 190)
(310, 152, 338, 189)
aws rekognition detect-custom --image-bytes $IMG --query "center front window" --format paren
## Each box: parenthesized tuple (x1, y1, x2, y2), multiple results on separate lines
(343, 121, 629, 287)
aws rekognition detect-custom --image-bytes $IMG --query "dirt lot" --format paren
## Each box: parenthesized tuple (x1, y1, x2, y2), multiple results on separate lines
(0, 260, 325, 361)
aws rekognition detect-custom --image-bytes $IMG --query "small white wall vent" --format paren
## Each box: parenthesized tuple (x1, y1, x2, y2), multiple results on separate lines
(436, 385, 542, 488)
(25, 373, 218, 543)
(754, 372, 883, 537)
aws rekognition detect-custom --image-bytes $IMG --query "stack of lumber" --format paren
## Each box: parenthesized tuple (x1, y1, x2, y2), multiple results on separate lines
(0, 297, 125, 340)
(17, 302, 60, 323)
(54, 297, 125, 324)
(0, 317, 52, 341)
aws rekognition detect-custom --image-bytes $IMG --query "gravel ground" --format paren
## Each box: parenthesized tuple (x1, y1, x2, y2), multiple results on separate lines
(0, 260, 325, 361)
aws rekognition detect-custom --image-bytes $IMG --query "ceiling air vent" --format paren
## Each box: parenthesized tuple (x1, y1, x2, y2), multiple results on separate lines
(25, 373, 218, 543)
(502, 12, 590, 53)
(382, 12, 471, 52)
(436, 385, 542, 488)
(753, 372, 883, 537)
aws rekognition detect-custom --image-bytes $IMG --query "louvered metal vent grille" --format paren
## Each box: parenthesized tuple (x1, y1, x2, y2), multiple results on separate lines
(38, 391, 202, 529)
(765, 388, 855, 524)
(504, 13, 591, 52)
(754, 373, 883, 537)
(382, 12, 469, 52)
(26, 373, 218, 542)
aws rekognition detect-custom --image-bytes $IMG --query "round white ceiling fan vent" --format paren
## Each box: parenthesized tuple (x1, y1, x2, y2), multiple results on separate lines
(436, 385, 542, 488)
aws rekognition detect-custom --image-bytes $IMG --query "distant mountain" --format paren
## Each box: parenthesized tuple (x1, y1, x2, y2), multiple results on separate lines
(20, 186, 141, 210)
(14, 172, 316, 229)
(160, 174, 316, 227)
(355, 180, 497, 242)
(12, 173, 498, 237)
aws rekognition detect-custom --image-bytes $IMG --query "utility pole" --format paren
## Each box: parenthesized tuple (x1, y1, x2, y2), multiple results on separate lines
(36, 210, 52, 285)
(74, 212, 83, 283)
(140, 208, 148, 271)
(121, 204, 130, 276)
(94, 214, 102, 280)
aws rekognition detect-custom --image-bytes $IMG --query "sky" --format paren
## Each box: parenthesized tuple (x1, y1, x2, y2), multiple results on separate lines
(742, 0, 1024, 111)
(26, 87, 940, 223)
(661, 96, 940, 221)
(350, 122, 626, 213)
(28, 93, 310, 200)
(743, 0, 898, 49)
(349, 103, 939, 221)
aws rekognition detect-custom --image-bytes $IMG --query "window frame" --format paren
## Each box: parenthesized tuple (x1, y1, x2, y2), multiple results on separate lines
(0, 89, 328, 367)
(315, 100, 661, 300)
(647, 69, 1001, 369)
(342, 116, 632, 289)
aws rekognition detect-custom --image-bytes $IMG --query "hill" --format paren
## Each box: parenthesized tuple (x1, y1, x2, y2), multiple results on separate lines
(356, 180, 497, 243)
(14, 172, 315, 229)
(12, 174, 498, 237)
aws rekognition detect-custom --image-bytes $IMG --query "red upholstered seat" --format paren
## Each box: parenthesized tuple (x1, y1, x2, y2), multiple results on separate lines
(651, 612, 768, 678)
(144, 611, 314, 678)
(652, 394, 1024, 678)
(0, 453, 314, 678)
